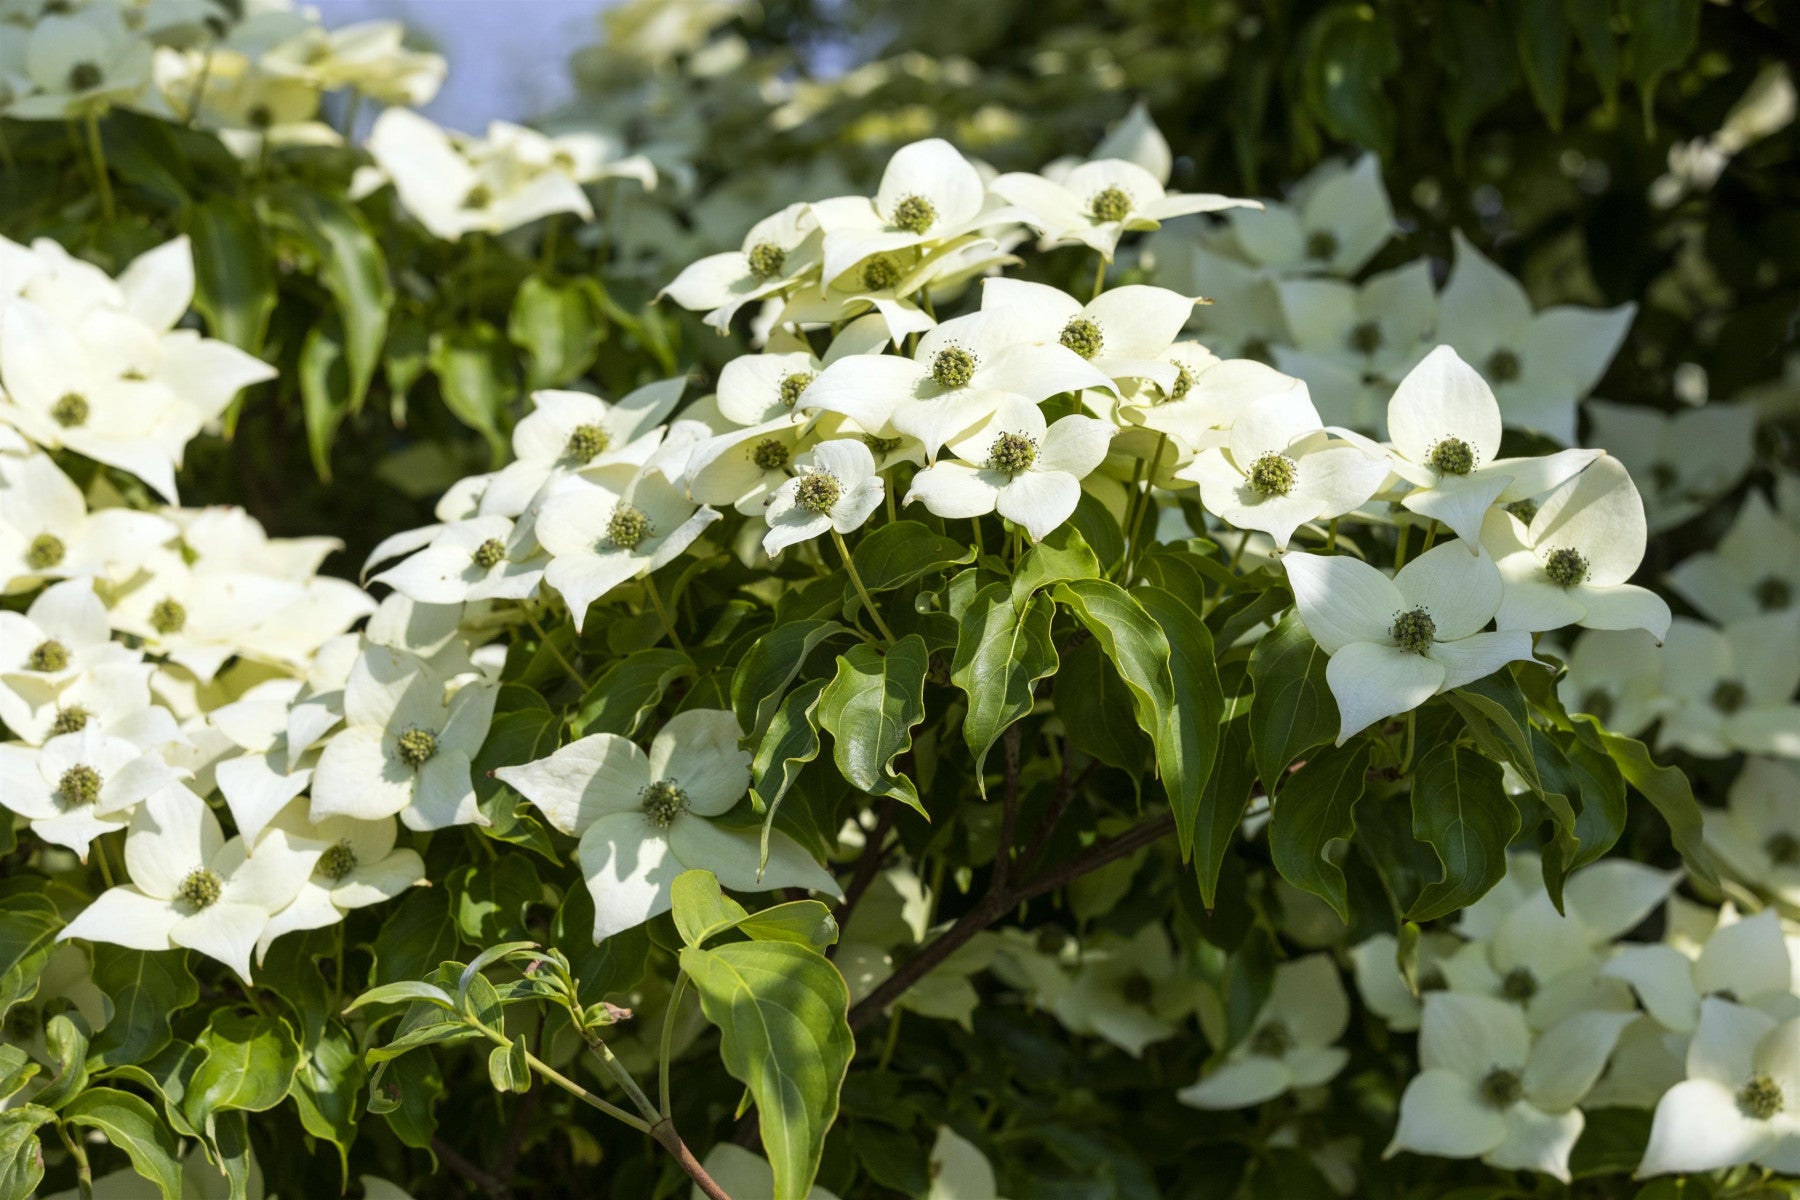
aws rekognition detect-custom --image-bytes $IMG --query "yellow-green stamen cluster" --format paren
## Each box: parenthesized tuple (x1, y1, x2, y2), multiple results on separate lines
(1479, 1068, 1523, 1109)
(462, 183, 492, 210)
(751, 438, 790, 472)
(860, 256, 901, 292)
(1711, 680, 1747, 714)
(58, 764, 101, 808)
(1348, 320, 1383, 355)
(396, 726, 438, 768)
(176, 868, 223, 910)
(50, 706, 90, 736)
(471, 538, 506, 570)
(606, 503, 653, 550)
(1427, 437, 1476, 476)
(862, 434, 904, 461)
(746, 241, 786, 280)
(987, 432, 1037, 477)
(641, 779, 688, 828)
(1755, 576, 1791, 611)
(317, 839, 358, 882)
(1543, 547, 1589, 588)
(1506, 498, 1540, 524)
(1248, 452, 1297, 498)
(1089, 187, 1132, 223)
(565, 423, 610, 462)
(1391, 607, 1436, 654)
(1739, 1074, 1785, 1121)
(1500, 967, 1538, 1001)
(891, 194, 936, 234)
(1166, 363, 1194, 402)
(149, 598, 187, 635)
(931, 346, 977, 389)
(1059, 317, 1103, 360)
(26, 534, 66, 571)
(794, 471, 841, 514)
(51, 393, 90, 428)
(778, 371, 816, 409)
(1764, 831, 1800, 867)
(1249, 1022, 1294, 1058)
(1486, 349, 1522, 382)
(1306, 230, 1339, 261)
(27, 640, 69, 672)
(69, 62, 103, 90)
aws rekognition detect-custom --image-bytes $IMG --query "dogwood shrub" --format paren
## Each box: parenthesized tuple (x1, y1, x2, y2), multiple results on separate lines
(2, 1, 1796, 1199)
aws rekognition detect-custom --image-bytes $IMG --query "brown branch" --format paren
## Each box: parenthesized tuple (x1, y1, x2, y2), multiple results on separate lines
(828, 798, 897, 959)
(994, 725, 1022, 890)
(652, 1120, 734, 1200)
(432, 1136, 511, 1200)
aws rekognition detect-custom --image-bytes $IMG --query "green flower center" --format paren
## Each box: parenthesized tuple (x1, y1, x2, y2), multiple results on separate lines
(1500, 966, 1538, 1002)
(68, 62, 103, 91)
(317, 839, 358, 882)
(246, 103, 273, 130)
(1486, 348, 1522, 383)
(1089, 186, 1133, 223)
(1390, 607, 1436, 655)
(1248, 452, 1297, 498)
(606, 503, 652, 550)
(1711, 680, 1747, 715)
(1119, 973, 1154, 1006)
(641, 779, 688, 828)
(987, 432, 1037, 477)
(471, 538, 506, 570)
(1738, 1074, 1785, 1121)
(176, 868, 223, 910)
(890, 194, 937, 234)
(27, 640, 69, 672)
(930, 346, 977, 389)
(396, 726, 438, 768)
(751, 438, 790, 472)
(1059, 317, 1103, 360)
(862, 434, 904, 462)
(1166, 363, 1194, 402)
(1348, 320, 1383, 355)
(1577, 688, 1614, 725)
(50, 705, 91, 736)
(746, 241, 786, 281)
(1479, 1067, 1523, 1109)
(1764, 831, 1800, 867)
(1506, 498, 1539, 524)
(794, 471, 841, 514)
(860, 255, 901, 292)
(149, 598, 187, 635)
(58, 764, 101, 808)
(1305, 230, 1339, 261)
(1427, 437, 1476, 476)
(1755, 576, 1792, 611)
(51, 393, 89, 428)
(565, 423, 611, 462)
(26, 533, 66, 571)
(778, 371, 816, 409)
(1249, 1021, 1294, 1058)
(462, 183, 492, 210)
(1543, 547, 1589, 589)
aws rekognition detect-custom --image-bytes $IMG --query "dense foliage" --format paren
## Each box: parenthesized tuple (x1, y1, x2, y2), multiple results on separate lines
(2, 1, 1798, 1199)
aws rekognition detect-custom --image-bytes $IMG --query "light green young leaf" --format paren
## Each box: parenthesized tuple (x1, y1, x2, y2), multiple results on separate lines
(488, 1035, 532, 1094)
(673, 870, 751, 948)
(751, 678, 827, 871)
(33, 1014, 88, 1110)
(951, 584, 1058, 790)
(0, 1103, 56, 1200)
(817, 635, 929, 814)
(509, 274, 602, 388)
(63, 1088, 183, 1200)
(181, 1011, 302, 1138)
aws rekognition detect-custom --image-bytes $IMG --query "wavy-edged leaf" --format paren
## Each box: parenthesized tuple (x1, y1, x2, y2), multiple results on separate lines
(1407, 745, 1519, 922)
(817, 635, 928, 814)
(63, 1088, 182, 1200)
(951, 584, 1058, 789)
(1247, 612, 1337, 794)
(1269, 742, 1370, 921)
(1137, 584, 1225, 859)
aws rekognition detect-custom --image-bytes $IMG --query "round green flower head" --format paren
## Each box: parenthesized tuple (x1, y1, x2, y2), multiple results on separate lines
(51, 393, 89, 428)
(58, 764, 101, 808)
(1506, 498, 1540, 524)
(746, 241, 786, 281)
(751, 438, 790, 472)
(778, 371, 816, 409)
(26, 533, 66, 571)
(987, 432, 1037, 477)
(860, 255, 901, 292)
(1059, 317, 1103, 360)
(149, 598, 187, 636)
(641, 779, 688, 828)
(50, 705, 90, 736)
(1543, 547, 1589, 588)
(1479, 1068, 1524, 1110)
(68, 62, 103, 91)
(1764, 831, 1800, 867)
(1500, 967, 1538, 1002)
(27, 640, 69, 673)
(1755, 575, 1791, 611)
(1711, 679, 1746, 715)
(1305, 230, 1339, 261)
(931, 346, 977, 390)
(1427, 437, 1476, 476)
(1089, 186, 1132, 223)
(177, 868, 223, 910)
(471, 538, 506, 570)
(1248, 452, 1297, 498)
(462, 183, 492, 210)
(1486, 348, 1522, 382)
(1249, 1022, 1294, 1058)
(565, 423, 610, 462)
(606, 503, 653, 550)
(890, 194, 936, 234)
(1390, 607, 1436, 654)
(317, 839, 358, 882)
(396, 726, 438, 768)
(1738, 1074, 1785, 1121)
(1348, 320, 1384, 355)
(794, 471, 841, 515)
(1166, 363, 1194, 402)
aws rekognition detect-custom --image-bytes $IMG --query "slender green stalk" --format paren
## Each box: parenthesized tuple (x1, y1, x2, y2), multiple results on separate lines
(56, 1121, 93, 1200)
(524, 608, 585, 687)
(83, 110, 115, 223)
(643, 576, 687, 654)
(1419, 521, 1439, 555)
(93, 835, 116, 888)
(1227, 528, 1252, 573)
(1326, 517, 1340, 552)
(1394, 522, 1411, 569)
(474, 1021, 649, 1130)
(657, 972, 690, 1118)
(579, 1026, 661, 1124)
(1091, 253, 1107, 301)
(833, 528, 896, 644)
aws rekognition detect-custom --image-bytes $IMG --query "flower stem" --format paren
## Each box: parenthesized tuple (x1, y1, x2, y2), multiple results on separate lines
(1091, 253, 1108, 301)
(1420, 521, 1439, 555)
(523, 607, 585, 687)
(83, 110, 115, 223)
(643, 576, 686, 654)
(657, 971, 690, 1118)
(56, 1120, 92, 1200)
(1326, 517, 1340, 552)
(1393, 522, 1411, 570)
(834, 528, 896, 644)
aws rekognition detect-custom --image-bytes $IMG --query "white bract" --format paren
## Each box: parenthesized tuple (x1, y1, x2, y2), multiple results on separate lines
(1637, 999, 1800, 1176)
(1047, 924, 1198, 1058)
(662, 203, 821, 331)
(0, 722, 178, 858)
(1179, 955, 1349, 1108)
(992, 157, 1258, 261)
(1667, 490, 1800, 622)
(980, 279, 1196, 393)
(1604, 909, 1799, 1035)
(1656, 615, 1800, 759)
(1584, 398, 1757, 533)
(810, 138, 1012, 284)
(761, 439, 886, 556)
(1704, 759, 1800, 908)
(1556, 628, 1667, 738)
(256, 803, 427, 960)
(367, 515, 545, 606)
(1273, 260, 1437, 431)
(1221, 154, 1396, 277)
(475, 380, 685, 517)
(535, 469, 721, 629)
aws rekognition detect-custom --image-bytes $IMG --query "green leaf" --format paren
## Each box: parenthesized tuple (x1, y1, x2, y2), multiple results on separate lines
(0, 892, 60, 1020)
(446, 856, 542, 944)
(345, 981, 457, 1013)
(0, 1104, 55, 1200)
(1268, 742, 1370, 921)
(575, 647, 694, 737)
(372, 887, 459, 986)
(1440, 4, 1521, 149)
(673, 870, 752, 947)
(182, 197, 276, 352)
(509, 274, 602, 389)
(1195, 716, 1257, 908)
(1300, 4, 1401, 157)
(34, 1014, 89, 1110)
(951, 584, 1058, 789)
(1510, 0, 1570, 128)
(429, 322, 516, 463)
(552, 888, 651, 1004)
(817, 635, 929, 814)
(1057, 636, 1151, 771)
(1067, 490, 1124, 570)
(1136, 585, 1225, 860)
(681, 940, 853, 1200)
(63, 1088, 182, 1200)
(1626, 0, 1700, 131)
(1050, 580, 1179, 790)
(182, 1011, 302, 1137)
(298, 319, 351, 481)
(847, 520, 976, 599)
(489, 1035, 532, 1094)
(736, 902, 840, 949)
(1009, 524, 1100, 607)
(1566, 0, 1620, 108)
(473, 707, 563, 861)
(1406, 745, 1520, 922)
(288, 1021, 365, 1174)
(368, 1048, 442, 1149)
(1581, 721, 1718, 886)
(0, 1046, 36, 1104)
(1248, 613, 1338, 795)
(750, 678, 827, 870)
(266, 186, 393, 408)
(733, 620, 847, 743)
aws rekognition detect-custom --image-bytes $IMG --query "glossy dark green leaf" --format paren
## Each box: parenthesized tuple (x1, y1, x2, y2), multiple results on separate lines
(1247, 612, 1337, 794)
(182, 1011, 302, 1137)
(1051, 580, 1181, 800)
(1300, 5, 1401, 157)
(951, 584, 1058, 788)
(298, 319, 351, 482)
(1579, 719, 1717, 886)
(846, 521, 976, 600)
(267, 186, 393, 408)
(817, 635, 928, 814)
(1407, 745, 1519, 922)
(1510, 0, 1569, 128)
(1626, 0, 1700, 130)
(182, 197, 276, 352)
(1441, 3, 1521, 149)
(1010, 524, 1100, 606)
(87, 942, 199, 1068)
(446, 857, 541, 944)
(575, 647, 693, 737)
(751, 678, 827, 870)
(371, 887, 459, 986)
(1195, 716, 1257, 908)
(733, 619, 847, 743)
(1269, 742, 1370, 921)
(1136, 585, 1225, 860)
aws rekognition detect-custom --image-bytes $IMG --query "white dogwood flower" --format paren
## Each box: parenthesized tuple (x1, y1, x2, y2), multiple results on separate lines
(1273, 260, 1436, 431)
(1636, 999, 1800, 1176)
(0, 576, 131, 715)
(906, 397, 1111, 542)
(979, 279, 1196, 393)
(684, 419, 813, 515)
(811, 138, 1013, 284)
(494, 709, 840, 941)
(0, 722, 179, 858)
(1668, 490, 1800, 623)
(1604, 909, 1798, 1035)
(1386, 993, 1633, 1181)
(368, 515, 545, 606)
(1585, 398, 1757, 533)
(662, 203, 821, 331)
(1284, 540, 1536, 743)
(1485, 456, 1671, 641)
(474, 379, 685, 517)
(1349, 931, 1462, 1032)
(107, 547, 305, 682)
(1556, 628, 1667, 737)
(7, 4, 153, 121)
(1221, 154, 1396, 277)
(1657, 615, 1800, 759)
(1705, 759, 1800, 909)
(255, 803, 427, 960)
(1127, 354, 1308, 453)
(992, 158, 1257, 261)
(1049, 923, 1199, 1058)
(762, 439, 886, 557)
(1179, 955, 1349, 1108)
